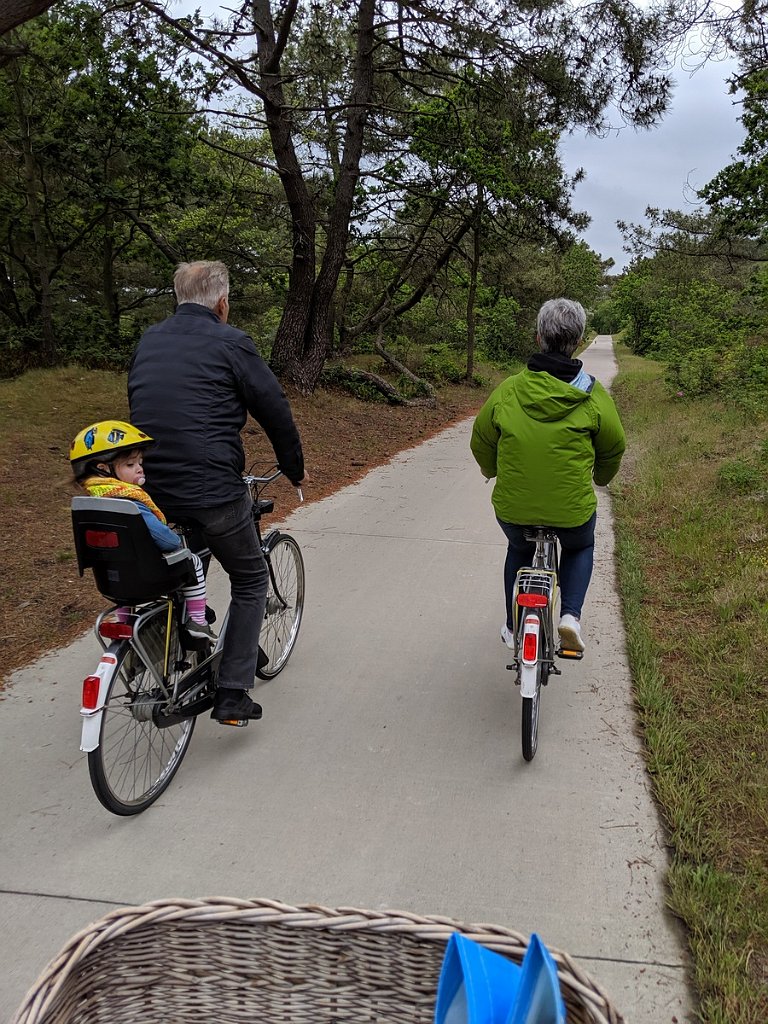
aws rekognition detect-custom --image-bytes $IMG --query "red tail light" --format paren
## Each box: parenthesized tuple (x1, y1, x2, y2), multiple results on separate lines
(98, 620, 133, 640)
(85, 529, 119, 548)
(517, 593, 548, 608)
(522, 631, 538, 662)
(82, 676, 100, 709)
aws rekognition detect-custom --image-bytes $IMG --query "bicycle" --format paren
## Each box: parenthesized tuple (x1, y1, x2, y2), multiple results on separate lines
(507, 528, 583, 762)
(72, 467, 305, 815)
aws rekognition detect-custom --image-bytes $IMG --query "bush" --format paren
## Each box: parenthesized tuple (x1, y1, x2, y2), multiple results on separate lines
(666, 340, 768, 410)
(476, 296, 531, 363)
(398, 299, 466, 351)
(589, 299, 626, 336)
(418, 344, 464, 383)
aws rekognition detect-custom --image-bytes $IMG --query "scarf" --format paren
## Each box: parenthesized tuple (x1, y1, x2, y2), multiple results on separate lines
(82, 476, 166, 523)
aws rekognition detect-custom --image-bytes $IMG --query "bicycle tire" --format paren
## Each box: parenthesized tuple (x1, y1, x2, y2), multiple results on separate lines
(88, 614, 196, 815)
(256, 534, 305, 679)
(520, 610, 543, 762)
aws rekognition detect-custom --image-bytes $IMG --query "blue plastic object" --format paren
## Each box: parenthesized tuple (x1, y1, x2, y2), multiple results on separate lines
(435, 933, 521, 1024)
(508, 934, 566, 1024)
(434, 932, 566, 1024)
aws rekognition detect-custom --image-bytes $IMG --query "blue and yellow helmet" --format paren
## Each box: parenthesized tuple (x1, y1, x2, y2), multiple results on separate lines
(70, 420, 153, 479)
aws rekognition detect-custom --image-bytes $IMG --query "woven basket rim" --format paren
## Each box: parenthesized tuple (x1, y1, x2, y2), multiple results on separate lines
(12, 897, 625, 1024)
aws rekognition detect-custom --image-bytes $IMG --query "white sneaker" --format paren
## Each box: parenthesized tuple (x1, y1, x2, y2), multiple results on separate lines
(500, 623, 516, 650)
(558, 614, 585, 652)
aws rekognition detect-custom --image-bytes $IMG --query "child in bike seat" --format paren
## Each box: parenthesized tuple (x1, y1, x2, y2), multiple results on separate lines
(70, 419, 215, 642)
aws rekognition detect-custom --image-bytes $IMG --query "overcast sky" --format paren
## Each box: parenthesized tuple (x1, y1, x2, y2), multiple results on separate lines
(561, 56, 746, 271)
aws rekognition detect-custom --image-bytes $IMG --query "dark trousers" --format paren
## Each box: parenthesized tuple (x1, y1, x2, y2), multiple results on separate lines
(496, 513, 597, 628)
(169, 492, 268, 690)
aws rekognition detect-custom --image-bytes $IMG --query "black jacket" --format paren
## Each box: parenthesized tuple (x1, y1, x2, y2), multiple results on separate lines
(128, 303, 304, 509)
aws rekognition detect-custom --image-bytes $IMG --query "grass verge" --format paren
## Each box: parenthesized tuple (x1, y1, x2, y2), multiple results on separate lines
(611, 344, 768, 1023)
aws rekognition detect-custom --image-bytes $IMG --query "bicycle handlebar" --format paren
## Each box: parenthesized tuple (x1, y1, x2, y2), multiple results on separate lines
(244, 467, 303, 503)
(243, 468, 283, 486)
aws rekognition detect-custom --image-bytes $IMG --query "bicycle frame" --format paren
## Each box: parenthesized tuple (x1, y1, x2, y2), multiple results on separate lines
(512, 532, 559, 697)
(80, 600, 203, 752)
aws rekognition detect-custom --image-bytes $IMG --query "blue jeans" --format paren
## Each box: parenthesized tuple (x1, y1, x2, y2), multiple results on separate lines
(167, 493, 268, 690)
(496, 513, 597, 628)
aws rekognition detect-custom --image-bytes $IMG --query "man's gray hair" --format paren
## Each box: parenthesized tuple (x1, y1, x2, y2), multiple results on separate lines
(174, 260, 229, 308)
(536, 298, 587, 357)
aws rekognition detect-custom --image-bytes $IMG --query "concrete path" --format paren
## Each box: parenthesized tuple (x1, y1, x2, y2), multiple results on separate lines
(0, 337, 693, 1022)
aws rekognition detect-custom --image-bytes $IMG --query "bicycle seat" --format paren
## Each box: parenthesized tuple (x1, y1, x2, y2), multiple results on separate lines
(72, 497, 198, 604)
(522, 527, 557, 542)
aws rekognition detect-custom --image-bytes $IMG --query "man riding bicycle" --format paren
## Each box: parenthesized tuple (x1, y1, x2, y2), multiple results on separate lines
(470, 298, 625, 654)
(128, 260, 305, 726)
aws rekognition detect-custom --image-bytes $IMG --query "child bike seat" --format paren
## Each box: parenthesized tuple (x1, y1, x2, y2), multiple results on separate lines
(71, 496, 198, 605)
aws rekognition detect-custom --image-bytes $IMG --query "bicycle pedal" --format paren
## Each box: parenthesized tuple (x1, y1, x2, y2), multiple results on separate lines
(216, 717, 249, 728)
(557, 648, 584, 661)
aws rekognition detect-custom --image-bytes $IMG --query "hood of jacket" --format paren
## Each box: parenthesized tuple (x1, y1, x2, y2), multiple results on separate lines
(514, 367, 592, 423)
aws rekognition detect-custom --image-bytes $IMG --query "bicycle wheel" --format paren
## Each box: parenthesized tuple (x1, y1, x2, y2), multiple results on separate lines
(257, 534, 305, 679)
(88, 613, 196, 815)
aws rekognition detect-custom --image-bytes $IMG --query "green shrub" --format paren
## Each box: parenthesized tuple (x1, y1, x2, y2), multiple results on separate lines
(418, 345, 464, 383)
(476, 296, 531, 363)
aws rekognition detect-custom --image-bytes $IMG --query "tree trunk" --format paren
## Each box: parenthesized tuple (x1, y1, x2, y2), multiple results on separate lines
(373, 330, 436, 406)
(260, 0, 376, 393)
(102, 212, 120, 329)
(466, 188, 483, 380)
(335, 260, 355, 355)
(12, 61, 56, 363)
(347, 210, 476, 341)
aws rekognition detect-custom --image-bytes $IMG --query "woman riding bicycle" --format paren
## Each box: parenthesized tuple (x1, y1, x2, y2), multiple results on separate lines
(470, 298, 625, 654)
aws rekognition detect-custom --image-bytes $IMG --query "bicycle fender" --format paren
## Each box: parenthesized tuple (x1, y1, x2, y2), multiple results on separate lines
(262, 528, 282, 554)
(520, 615, 540, 699)
(79, 647, 120, 752)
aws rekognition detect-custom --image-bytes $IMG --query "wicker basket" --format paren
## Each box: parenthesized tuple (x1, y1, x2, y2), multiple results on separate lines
(13, 898, 625, 1024)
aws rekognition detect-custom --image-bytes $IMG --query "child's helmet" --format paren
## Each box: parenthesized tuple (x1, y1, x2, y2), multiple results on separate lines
(70, 420, 154, 479)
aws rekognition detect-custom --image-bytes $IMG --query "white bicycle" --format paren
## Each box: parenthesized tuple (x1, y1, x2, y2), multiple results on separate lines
(508, 528, 582, 761)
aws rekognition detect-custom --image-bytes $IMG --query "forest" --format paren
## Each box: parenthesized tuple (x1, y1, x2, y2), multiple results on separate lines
(1, 0, 762, 407)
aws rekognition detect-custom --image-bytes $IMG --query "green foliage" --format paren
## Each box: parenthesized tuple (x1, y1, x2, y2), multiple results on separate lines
(702, 69, 768, 242)
(397, 299, 466, 351)
(319, 365, 387, 402)
(475, 296, 531, 363)
(416, 345, 465, 384)
(717, 459, 763, 494)
(561, 241, 603, 308)
(589, 299, 626, 335)
(55, 307, 134, 370)
(612, 231, 768, 412)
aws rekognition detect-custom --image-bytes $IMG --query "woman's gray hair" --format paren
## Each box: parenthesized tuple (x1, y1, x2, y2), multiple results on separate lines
(536, 298, 587, 357)
(174, 261, 230, 309)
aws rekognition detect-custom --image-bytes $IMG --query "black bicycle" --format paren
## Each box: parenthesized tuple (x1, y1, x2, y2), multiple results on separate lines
(73, 468, 305, 815)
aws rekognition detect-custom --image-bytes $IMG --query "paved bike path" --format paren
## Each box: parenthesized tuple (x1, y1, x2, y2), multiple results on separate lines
(0, 337, 693, 1022)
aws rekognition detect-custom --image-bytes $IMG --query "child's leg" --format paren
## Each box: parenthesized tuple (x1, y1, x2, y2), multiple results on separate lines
(181, 552, 208, 624)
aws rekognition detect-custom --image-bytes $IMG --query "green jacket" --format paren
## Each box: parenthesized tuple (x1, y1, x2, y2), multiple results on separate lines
(470, 367, 626, 528)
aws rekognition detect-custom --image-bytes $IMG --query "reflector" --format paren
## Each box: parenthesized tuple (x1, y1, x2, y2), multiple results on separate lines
(522, 632, 538, 662)
(82, 676, 100, 709)
(98, 620, 133, 640)
(517, 593, 548, 608)
(85, 529, 119, 548)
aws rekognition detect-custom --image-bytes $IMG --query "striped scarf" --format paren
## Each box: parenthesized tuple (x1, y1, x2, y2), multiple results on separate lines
(82, 477, 166, 523)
